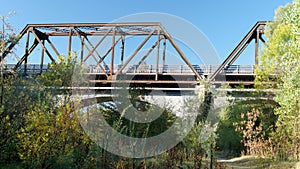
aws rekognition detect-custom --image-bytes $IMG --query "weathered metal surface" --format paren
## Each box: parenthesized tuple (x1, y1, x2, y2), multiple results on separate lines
(209, 21, 267, 81)
(1, 22, 203, 81)
(1, 21, 270, 87)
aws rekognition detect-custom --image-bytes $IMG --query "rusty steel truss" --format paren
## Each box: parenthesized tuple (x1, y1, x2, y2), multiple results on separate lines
(210, 21, 266, 81)
(1, 22, 203, 81)
(1, 21, 267, 86)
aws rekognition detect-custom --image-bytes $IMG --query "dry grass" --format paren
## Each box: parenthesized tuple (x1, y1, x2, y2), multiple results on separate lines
(218, 155, 299, 169)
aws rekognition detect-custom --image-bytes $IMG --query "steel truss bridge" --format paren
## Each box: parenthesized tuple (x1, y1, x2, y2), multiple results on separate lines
(1, 21, 267, 89)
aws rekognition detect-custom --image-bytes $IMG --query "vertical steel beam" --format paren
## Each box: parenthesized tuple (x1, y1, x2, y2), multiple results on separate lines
(80, 36, 84, 64)
(110, 28, 116, 78)
(40, 40, 45, 74)
(98, 36, 121, 65)
(24, 30, 30, 75)
(162, 37, 166, 73)
(115, 29, 156, 76)
(121, 35, 125, 65)
(155, 31, 160, 80)
(255, 29, 260, 67)
(68, 27, 73, 56)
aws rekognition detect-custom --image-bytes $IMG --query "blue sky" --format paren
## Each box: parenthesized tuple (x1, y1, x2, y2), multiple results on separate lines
(0, 0, 293, 65)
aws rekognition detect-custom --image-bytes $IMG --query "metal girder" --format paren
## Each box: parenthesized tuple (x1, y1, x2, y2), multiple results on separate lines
(114, 29, 156, 77)
(31, 28, 55, 62)
(209, 21, 267, 81)
(13, 40, 39, 70)
(3, 22, 202, 81)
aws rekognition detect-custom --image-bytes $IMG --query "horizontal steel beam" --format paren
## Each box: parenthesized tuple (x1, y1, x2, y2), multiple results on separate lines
(44, 31, 162, 36)
(89, 80, 199, 84)
(25, 22, 163, 27)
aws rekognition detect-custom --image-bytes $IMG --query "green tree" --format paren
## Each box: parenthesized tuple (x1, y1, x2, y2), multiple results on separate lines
(255, 0, 300, 160)
(0, 12, 17, 105)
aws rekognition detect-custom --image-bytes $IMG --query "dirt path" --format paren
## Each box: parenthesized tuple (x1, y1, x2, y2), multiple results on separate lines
(217, 155, 299, 169)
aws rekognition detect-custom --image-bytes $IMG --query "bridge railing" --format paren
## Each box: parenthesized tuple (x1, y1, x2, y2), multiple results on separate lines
(4, 64, 48, 74)
(225, 65, 255, 74)
(115, 64, 255, 75)
(4, 64, 256, 75)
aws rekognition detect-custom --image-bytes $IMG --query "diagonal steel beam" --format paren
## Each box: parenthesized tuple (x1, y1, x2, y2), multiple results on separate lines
(209, 21, 266, 80)
(259, 34, 266, 44)
(73, 29, 108, 77)
(46, 38, 60, 56)
(13, 40, 39, 71)
(159, 24, 203, 80)
(1, 25, 31, 62)
(83, 36, 107, 64)
(79, 32, 109, 67)
(99, 36, 122, 65)
(136, 38, 160, 68)
(84, 27, 113, 61)
(227, 37, 253, 66)
(115, 29, 156, 77)
(74, 28, 108, 67)
(31, 28, 55, 62)
(90, 53, 109, 78)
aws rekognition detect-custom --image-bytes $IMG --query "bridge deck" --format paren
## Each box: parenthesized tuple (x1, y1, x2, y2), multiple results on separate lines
(5, 64, 256, 86)
(6, 64, 255, 75)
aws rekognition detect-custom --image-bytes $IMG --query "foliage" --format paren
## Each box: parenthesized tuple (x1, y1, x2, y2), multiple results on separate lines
(234, 109, 268, 156)
(0, 12, 17, 52)
(0, 76, 45, 161)
(0, 53, 227, 168)
(255, 0, 300, 161)
(38, 54, 77, 88)
(216, 106, 243, 156)
(0, 55, 94, 168)
(17, 97, 92, 168)
(216, 99, 277, 156)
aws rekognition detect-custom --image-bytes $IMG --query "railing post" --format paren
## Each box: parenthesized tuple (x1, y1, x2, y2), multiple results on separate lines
(181, 65, 183, 73)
